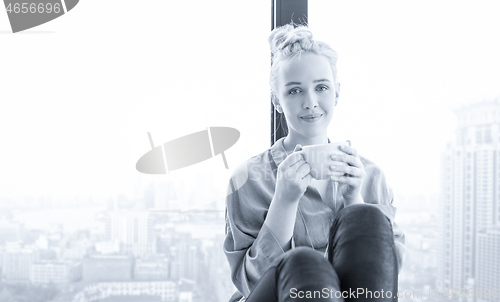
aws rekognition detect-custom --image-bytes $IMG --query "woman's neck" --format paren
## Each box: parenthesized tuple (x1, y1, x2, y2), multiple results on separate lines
(283, 132, 329, 153)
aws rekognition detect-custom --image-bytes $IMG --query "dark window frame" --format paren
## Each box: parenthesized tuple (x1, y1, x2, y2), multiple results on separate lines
(270, 0, 308, 146)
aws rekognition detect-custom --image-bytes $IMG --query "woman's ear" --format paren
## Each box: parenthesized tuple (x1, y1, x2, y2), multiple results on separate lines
(335, 82, 341, 106)
(272, 95, 283, 113)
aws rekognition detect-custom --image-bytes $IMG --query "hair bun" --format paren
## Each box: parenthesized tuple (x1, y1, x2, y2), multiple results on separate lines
(268, 24, 314, 57)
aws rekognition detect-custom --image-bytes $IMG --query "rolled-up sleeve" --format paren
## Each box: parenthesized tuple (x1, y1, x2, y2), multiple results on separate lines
(223, 161, 286, 298)
(361, 157, 406, 275)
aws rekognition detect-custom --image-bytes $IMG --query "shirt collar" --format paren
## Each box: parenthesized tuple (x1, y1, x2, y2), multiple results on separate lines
(270, 136, 332, 167)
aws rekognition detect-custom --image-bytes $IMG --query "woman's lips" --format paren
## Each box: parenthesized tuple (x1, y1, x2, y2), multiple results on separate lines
(301, 114, 323, 122)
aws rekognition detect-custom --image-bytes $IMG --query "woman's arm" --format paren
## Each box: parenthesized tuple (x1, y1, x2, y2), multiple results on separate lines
(222, 160, 293, 297)
(223, 180, 292, 297)
(263, 195, 299, 251)
(265, 145, 312, 251)
(223, 147, 311, 297)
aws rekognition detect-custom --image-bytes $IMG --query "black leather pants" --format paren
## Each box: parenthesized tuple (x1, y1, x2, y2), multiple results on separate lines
(244, 204, 399, 302)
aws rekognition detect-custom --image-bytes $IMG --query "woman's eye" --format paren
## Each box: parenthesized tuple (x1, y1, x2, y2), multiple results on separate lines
(316, 85, 329, 91)
(289, 88, 301, 95)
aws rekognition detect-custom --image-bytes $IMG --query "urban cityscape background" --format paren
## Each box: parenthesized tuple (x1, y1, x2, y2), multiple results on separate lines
(2, 1, 500, 301)
(1, 100, 500, 302)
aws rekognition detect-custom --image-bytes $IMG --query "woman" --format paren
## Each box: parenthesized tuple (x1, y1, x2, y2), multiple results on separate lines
(223, 24, 406, 302)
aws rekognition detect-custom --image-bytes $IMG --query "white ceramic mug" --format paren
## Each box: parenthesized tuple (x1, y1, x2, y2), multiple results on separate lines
(302, 141, 350, 180)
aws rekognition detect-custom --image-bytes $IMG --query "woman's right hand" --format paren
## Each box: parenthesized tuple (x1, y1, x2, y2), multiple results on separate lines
(274, 144, 313, 202)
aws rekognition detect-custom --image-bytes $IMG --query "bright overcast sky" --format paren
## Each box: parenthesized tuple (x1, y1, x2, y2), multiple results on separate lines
(1, 1, 499, 208)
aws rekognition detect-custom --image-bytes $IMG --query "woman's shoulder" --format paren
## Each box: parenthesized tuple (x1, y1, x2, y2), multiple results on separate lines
(231, 147, 276, 176)
(225, 148, 276, 220)
(228, 147, 276, 193)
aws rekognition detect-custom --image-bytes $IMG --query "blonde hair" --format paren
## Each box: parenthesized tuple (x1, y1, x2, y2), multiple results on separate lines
(268, 24, 339, 98)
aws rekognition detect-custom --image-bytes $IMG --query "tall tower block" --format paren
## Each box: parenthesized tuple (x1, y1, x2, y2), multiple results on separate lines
(438, 100, 500, 301)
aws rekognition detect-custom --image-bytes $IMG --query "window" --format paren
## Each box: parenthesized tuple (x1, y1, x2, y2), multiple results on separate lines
(484, 126, 492, 143)
(271, 1, 308, 144)
(476, 127, 483, 144)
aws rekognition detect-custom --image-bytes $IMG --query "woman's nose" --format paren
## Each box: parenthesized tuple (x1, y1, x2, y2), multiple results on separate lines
(303, 93, 319, 109)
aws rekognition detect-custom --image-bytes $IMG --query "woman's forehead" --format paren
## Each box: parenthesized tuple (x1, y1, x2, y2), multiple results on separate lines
(278, 53, 334, 83)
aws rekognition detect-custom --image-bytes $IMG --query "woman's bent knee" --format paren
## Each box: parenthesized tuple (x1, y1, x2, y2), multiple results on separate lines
(339, 203, 388, 222)
(277, 247, 330, 274)
(329, 204, 394, 250)
(279, 247, 324, 265)
(332, 204, 392, 232)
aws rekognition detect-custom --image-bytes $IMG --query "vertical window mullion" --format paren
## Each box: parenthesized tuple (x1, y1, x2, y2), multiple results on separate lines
(271, 0, 308, 146)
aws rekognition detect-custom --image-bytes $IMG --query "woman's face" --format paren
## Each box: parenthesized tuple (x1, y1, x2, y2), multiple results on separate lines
(275, 53, 339, 138)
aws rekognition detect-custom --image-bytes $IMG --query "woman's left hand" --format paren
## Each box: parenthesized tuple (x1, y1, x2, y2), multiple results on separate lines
(329, 145, 366, 206)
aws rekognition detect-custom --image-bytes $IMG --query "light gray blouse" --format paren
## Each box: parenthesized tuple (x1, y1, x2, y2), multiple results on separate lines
(223, 137, 406, 302)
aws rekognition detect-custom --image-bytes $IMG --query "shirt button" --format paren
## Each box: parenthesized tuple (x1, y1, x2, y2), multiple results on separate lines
(329, 219, 333, 222)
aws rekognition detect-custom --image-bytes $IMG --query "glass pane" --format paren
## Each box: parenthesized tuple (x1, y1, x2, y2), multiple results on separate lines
(310, 0, 500, 295)
(0, 2, 270, 301)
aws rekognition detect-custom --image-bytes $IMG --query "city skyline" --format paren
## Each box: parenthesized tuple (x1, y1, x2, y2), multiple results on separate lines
(437, 100, 500, 302)
(2, 1, 500, 301)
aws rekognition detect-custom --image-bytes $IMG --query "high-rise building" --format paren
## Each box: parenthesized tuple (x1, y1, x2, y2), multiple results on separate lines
(62, 238, 93, 259)
(134, 255, 169, 281)
(30, 260, 82, 285)
(169, 234, 199, 282)
(72, 281, 177, 302)
(94, 239, 120, 255)
(438, 100, 500, 301)
(82, 254, 134, 282)
(476, 226, 500, 302)
(106, 210, 156, 256)
(0, 221, 23, 245)
(2, 244, 37, 282)
(154, 179, 177, 211)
